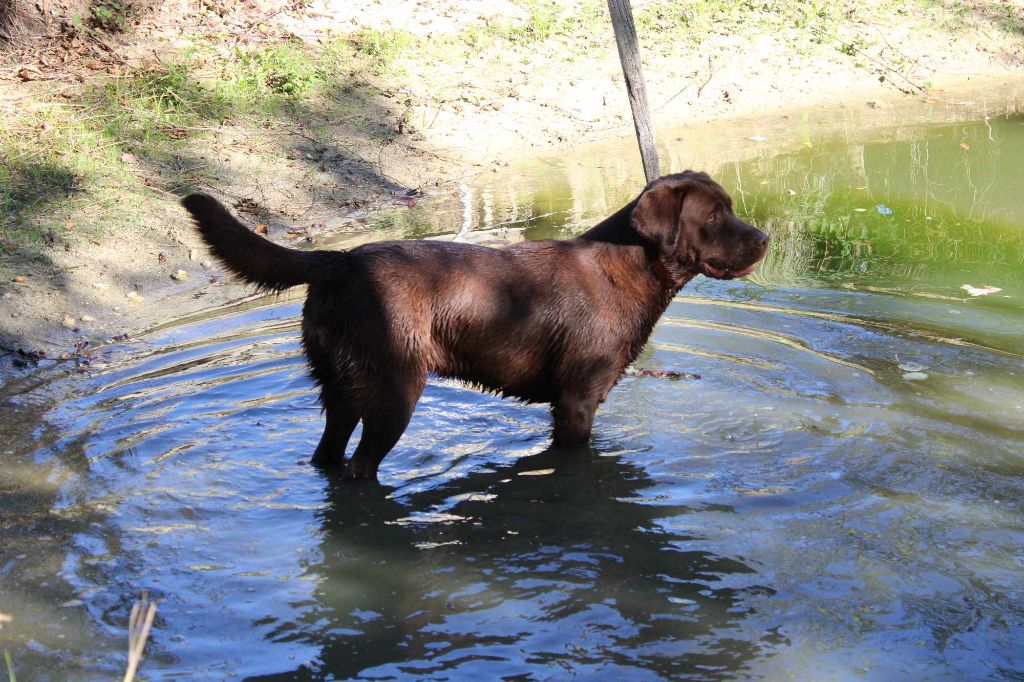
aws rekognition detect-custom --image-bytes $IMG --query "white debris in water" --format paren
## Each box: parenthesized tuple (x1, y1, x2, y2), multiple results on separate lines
(902, 372, 929, 381)
(898, 362, 928, 373)
(961, 284, 1002, 297)
(749, 135, 768, 142)
(517, 468, 555, 476)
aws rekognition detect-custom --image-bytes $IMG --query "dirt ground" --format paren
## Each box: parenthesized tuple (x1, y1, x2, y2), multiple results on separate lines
(2, 0, 1024, 367)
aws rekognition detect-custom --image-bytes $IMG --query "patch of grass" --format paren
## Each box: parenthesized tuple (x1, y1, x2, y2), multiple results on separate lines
(911, 0, 1024, 37)
(351, 29, 419, 72)
(67, 0, 134, 36)
(373, 2, 601, 66)
(0, 38, 359, 250)
(97, 60, 230, 149)
(0, 158, 80, 235)
(90, 41, 344, 154)
(230, 41, 321, 99)
(0, 104, 128, 247)
(88, 0, 134, 32)
(494, 1, 569, 43)
(634, 0, 846, 48)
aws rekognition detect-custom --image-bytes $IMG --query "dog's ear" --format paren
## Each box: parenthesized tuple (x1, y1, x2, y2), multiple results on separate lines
(631, 180, 685, 257)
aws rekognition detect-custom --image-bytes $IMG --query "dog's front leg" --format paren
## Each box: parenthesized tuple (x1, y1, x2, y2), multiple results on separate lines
(551, 394, 600, 447)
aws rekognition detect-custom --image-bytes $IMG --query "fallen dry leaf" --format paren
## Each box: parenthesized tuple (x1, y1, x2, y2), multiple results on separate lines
(17, 64, 43, 81)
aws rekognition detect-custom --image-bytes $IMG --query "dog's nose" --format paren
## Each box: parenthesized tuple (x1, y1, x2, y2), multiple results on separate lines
(746, 229, 770, 249)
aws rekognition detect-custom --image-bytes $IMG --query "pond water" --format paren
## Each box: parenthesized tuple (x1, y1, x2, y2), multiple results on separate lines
(2, 91, 1024, 680)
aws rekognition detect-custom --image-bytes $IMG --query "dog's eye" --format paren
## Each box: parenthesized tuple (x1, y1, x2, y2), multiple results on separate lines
(705, 211, 718, 224)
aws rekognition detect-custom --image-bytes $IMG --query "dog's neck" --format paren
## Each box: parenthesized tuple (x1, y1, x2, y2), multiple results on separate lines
(576, 204, 697, 365)
(577, 201, 643, 246)
(577, 200, 698, 292)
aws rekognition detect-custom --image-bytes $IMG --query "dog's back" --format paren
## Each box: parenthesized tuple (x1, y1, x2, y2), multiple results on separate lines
(300, 237, 630, 404)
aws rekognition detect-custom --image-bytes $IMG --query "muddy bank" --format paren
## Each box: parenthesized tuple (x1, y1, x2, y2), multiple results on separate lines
(2, 0, 1024, 366)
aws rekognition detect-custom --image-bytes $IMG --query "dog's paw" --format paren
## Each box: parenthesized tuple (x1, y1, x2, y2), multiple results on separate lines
(310, 451, 346, 469)
(341, 460, 379, 482)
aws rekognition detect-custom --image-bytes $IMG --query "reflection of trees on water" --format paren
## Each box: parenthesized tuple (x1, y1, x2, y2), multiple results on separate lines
(250, 446, 782, 680)
(368, 114, 1023, 290)
(729, 116, 1024, 284)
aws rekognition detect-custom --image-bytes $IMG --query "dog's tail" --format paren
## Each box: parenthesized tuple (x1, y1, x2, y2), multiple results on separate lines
(182, 193, 342, 291)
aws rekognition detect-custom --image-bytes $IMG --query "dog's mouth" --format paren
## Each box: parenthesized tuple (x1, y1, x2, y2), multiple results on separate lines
(702, 260, 759, 280)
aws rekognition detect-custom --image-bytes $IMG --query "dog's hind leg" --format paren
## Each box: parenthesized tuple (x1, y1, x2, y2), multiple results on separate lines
(311, 394, 360, 468)
(304, 324, 359, 468)
(343, 372, 426, 481)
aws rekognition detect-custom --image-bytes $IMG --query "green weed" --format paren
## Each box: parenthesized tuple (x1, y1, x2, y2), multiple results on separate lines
(97, 61, 230, 148)
(229, 42, 320, 98)
(496, 1, 568, 43)
(89, 0, 133, 32)
(351, 29, 418, 72)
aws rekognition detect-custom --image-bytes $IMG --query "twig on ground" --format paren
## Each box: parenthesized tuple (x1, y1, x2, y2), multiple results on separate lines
(695, 54, 717, 99)
(812, 26, 925, 94)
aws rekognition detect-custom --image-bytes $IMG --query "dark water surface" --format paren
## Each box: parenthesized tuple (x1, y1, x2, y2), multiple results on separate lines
(2, 93, 1024, 680)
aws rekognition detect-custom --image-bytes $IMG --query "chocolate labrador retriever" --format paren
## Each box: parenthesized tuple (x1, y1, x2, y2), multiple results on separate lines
(183, 171, 768, 479)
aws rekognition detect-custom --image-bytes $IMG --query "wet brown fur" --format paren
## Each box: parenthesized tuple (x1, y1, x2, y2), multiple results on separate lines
(182, 172, 769, 479)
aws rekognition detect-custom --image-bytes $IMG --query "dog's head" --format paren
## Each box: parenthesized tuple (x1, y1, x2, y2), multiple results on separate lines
(631, 171, 769, 284)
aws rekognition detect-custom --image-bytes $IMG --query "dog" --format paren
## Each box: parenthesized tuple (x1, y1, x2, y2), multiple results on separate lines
(182, 171, 769, 480)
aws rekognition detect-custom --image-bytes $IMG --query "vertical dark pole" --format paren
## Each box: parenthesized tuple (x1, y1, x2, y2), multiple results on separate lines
(607, 0, 660, 183)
